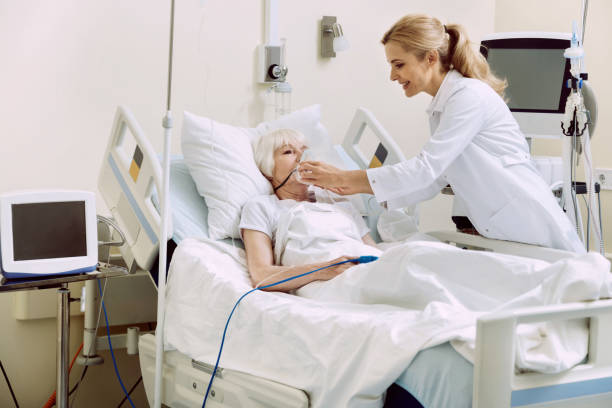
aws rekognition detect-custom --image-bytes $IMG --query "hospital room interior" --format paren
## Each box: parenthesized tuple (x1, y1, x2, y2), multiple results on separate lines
(2, 0, 612, 407)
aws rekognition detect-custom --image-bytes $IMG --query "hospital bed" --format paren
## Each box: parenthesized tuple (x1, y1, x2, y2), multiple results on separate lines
(98, 105, 612, 407)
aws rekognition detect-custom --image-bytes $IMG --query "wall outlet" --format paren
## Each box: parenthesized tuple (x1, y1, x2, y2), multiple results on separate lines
(595, 168, 612, 191)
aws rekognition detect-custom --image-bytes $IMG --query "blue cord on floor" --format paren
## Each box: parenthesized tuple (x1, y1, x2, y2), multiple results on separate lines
(201, 255, 378, 407)
(97, 279, 136, 408)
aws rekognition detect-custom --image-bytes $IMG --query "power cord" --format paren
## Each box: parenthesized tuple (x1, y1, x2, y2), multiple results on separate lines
(0, 360, 19, 408)
(201, 255, 378, 407)
(68, 366, 88, 397)
(116, 376, 142, 408)
(97, 279, 136, 408)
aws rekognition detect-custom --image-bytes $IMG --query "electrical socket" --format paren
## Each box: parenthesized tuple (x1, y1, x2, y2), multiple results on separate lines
(595, 168, 612, 191)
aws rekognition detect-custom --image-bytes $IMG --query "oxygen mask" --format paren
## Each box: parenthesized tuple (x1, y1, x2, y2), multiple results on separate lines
(295, 149, 314, 184)
(293, 148, 339, 205)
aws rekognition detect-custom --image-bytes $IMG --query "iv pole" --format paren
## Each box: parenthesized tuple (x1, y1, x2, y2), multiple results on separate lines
(154, 0, 175, 406)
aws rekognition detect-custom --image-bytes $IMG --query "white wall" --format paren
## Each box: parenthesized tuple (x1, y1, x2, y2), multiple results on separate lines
(495, 0, 612, 255)
(0, 1, 494, 406)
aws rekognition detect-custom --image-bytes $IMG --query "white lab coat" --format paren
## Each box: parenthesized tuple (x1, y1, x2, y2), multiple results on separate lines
(367, 70, 585, 253)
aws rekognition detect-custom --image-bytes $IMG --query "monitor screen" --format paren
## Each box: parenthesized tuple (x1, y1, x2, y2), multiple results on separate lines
(486, 48, 566, 111)
(480, 37, 571, 114)
(11, 201, 87, 261)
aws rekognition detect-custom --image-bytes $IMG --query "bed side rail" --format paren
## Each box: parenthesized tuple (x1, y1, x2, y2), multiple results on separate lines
(341, 108, 408, 241)
(341, 107, 406, 170)
(427, 230, 576, 263)
(473, 299, 612, 408)
(98, 105, 172, 273)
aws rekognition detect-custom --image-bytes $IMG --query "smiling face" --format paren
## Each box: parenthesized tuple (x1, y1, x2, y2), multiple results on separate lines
(385, 41, 439, 97)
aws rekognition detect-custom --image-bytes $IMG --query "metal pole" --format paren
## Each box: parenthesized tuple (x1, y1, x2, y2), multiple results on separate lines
(580, 0, 588, 45)
(154, 1, 175, 407)
(57, 284, 70, 408)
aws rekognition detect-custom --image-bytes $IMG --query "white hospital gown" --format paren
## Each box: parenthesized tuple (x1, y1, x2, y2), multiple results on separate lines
(239, 187, 375, 266)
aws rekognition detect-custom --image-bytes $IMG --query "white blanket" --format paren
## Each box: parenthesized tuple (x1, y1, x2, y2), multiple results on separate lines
(164, 237, 611, 408)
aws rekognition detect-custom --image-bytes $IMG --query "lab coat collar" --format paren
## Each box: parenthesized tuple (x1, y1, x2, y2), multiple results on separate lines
(426, 69, 464, 115)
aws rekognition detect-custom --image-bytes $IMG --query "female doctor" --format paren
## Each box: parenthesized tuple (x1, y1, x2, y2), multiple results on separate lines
(299, 14, 585, 253)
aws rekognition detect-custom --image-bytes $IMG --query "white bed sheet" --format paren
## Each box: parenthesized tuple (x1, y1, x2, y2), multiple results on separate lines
(164, 238, 611, 408)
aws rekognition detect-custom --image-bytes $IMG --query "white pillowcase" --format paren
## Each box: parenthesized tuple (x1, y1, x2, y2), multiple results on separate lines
(181, 105, 330, 239)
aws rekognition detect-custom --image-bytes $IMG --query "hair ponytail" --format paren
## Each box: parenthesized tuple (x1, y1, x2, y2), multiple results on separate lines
(382, 15, 507, 98)
(444, 24, 507, 97)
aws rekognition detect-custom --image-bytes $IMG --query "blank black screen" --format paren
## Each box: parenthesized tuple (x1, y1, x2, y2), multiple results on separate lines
(12, 201, 87, 261)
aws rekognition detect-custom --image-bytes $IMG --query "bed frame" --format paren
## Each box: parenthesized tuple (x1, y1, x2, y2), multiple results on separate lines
(429, 231, 612, 408)
(98, 106, 612, 407)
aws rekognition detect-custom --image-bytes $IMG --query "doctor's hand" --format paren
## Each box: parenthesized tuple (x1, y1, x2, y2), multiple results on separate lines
(298, 162, 374, 195)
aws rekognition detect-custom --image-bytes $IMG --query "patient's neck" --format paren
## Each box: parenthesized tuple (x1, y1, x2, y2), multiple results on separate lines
(276, 183, 312, 202)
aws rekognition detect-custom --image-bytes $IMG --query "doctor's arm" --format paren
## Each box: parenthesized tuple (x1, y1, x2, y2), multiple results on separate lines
(298, 162, 373, 195)
(300, 87, 484, 205)
(367, 87, 485, 206)
(241, 229, 358, 292)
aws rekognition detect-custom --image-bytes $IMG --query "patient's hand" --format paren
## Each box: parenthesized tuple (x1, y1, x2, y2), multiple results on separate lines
(318, 256, 359, 280)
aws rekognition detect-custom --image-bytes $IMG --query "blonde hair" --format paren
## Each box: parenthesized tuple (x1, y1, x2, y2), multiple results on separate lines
(253, 128, 305, 178)
(381, 14, 507, 98)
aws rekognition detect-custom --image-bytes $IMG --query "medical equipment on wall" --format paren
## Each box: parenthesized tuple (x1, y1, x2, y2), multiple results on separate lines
(0, 190, 97, 279)
(264, 79, 292, 121)
(480, 2, 603, 254)
(258, 0, 286, 84)
(259, 0, 292, 121)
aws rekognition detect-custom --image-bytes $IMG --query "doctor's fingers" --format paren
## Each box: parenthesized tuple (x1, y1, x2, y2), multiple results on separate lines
(300, 161, 342, 173)
(299, 163, 341, 187)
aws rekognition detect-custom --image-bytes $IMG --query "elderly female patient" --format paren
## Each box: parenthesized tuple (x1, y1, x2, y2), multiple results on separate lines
(239, 128, 380, 292)
(240, 129, 472, 408)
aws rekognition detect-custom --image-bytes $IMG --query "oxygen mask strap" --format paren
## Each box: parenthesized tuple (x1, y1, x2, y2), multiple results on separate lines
(273, 168, 297, 192)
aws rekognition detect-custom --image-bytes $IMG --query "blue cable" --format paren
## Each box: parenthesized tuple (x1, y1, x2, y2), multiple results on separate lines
(97, 279, 136, 408)
(201, 255, 378, 407)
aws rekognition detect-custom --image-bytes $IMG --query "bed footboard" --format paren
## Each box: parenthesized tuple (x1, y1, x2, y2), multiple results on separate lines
(473, 300, 612, 407)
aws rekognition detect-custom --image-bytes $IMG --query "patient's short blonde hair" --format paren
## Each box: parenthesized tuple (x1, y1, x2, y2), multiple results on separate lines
(253, 129, 305, 178)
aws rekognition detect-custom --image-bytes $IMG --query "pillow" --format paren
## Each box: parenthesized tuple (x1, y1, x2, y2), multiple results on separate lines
(181, 105, 330, 239)
(251, 105, 331, 153)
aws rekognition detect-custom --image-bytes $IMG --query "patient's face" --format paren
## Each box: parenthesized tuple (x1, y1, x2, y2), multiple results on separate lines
(272, 142, 307, 184)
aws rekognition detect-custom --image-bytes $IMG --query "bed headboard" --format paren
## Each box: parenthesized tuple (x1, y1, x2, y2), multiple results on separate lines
(98, 106, 172, 273)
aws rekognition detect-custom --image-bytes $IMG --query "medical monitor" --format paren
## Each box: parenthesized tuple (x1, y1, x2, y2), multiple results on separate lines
(480, 32, 572, 139)
(0, 190, 98, 278)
